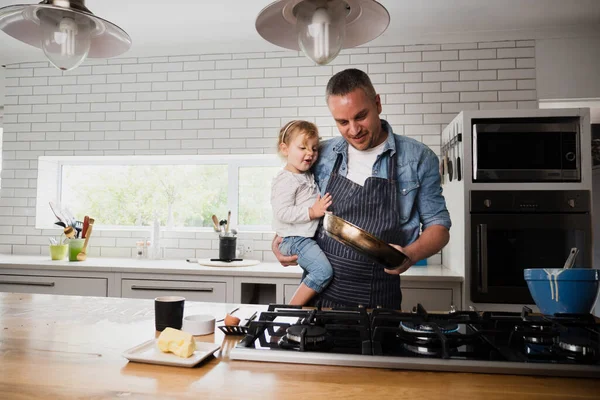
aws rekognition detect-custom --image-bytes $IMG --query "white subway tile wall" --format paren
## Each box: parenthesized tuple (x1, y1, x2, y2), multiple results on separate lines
(1, 41, 537, 261)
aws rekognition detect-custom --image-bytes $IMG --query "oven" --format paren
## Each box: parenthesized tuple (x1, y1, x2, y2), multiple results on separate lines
(470, 190, 592, 304)
(472, 117, 580, 182)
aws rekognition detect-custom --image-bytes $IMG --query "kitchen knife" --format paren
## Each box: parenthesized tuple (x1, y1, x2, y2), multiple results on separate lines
(456, 141, 462, 181)
(448, 146, 453, 182)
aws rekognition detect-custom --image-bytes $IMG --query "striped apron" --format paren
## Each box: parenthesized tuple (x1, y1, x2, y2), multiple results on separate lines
(315, 152, 403, 309)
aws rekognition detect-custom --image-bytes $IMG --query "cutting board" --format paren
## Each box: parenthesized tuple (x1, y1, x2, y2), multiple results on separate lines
(196, 259, 260, 267)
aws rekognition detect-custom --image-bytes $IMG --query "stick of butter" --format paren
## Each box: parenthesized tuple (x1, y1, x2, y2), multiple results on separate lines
(157, 327, 197, 358)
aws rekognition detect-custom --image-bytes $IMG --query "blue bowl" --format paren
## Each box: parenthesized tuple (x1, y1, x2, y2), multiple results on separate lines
(524, 268, 600, 315)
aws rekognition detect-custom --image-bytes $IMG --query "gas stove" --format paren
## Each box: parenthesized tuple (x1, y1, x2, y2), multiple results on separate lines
(229, 303, 600, 378)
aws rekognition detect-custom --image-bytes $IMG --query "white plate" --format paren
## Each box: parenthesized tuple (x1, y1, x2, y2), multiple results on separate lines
(196, 258, 260, 267)
(122, 339, 220, 368)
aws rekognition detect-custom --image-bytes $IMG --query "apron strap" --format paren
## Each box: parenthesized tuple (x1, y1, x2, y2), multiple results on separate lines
(332, 153, 343, 176)
(387, 151, 397, 183)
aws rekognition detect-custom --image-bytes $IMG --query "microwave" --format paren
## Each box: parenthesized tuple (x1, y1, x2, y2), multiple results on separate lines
(472, 117, 581, 182)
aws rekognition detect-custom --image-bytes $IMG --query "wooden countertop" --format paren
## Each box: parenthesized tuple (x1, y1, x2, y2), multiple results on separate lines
(0, 293, 597, 400)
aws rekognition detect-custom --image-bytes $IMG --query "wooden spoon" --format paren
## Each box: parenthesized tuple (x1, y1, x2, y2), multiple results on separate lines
(63, 226, 75, 239)
(211, 215, 220, 232)
(76, 218, 95, 261)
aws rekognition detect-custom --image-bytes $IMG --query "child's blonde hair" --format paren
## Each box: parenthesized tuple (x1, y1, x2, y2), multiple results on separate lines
(277, 120, 319, 155)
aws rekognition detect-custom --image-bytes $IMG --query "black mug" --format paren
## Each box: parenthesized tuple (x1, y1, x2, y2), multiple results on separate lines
(154, 296, 185, 331)
(219, 236, 237, 261)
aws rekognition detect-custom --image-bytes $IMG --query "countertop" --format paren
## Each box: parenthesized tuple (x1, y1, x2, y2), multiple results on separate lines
(0, 255, 464, 281)
(0, 293, 597, 400)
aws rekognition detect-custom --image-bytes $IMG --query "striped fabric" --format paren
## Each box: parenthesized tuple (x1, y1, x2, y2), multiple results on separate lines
(316, 154, 403, 309)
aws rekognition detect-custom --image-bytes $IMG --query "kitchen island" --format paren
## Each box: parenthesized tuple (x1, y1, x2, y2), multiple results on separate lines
(0, 293, 598, 399)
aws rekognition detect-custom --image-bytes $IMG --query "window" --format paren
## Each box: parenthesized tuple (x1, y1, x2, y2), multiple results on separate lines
(37, 155, 283, 231)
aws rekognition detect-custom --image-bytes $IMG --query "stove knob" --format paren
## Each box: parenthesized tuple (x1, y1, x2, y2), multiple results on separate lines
(483, 199, 492, 208)
(449, 305, 457, 314)
(568, 199, 576, 208)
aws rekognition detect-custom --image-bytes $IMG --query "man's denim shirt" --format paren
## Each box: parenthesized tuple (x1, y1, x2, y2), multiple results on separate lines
(313, 119, 451, 246)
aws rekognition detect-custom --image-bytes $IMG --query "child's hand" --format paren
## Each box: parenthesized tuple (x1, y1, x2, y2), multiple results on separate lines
(309, 193, 332, 219)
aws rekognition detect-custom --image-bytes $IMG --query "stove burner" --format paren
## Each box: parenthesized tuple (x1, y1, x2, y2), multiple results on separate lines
(523, 335, 554, 345)
(400, 321, 459, 334)
(530, 324, 551, 331)
(558, 338, 596, 356)
(402, 343, 440, 356)
(286, 325, 327, 344)
(277, 324, 333, 352)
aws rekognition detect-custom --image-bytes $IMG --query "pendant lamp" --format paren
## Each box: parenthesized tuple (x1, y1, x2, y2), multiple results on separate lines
(0, 0, 131, 71)
(256, 0, 389, 65)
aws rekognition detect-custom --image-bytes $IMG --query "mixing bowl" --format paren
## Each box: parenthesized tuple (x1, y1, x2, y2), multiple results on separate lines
(524, 268, 600, 315)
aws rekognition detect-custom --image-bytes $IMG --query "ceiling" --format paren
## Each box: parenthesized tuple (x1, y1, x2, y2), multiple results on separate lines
(0, 0, 599, 65)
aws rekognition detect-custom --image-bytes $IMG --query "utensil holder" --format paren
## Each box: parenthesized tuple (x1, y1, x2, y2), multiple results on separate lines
(68, 238, 85, 261)
(218, 236, 237, 261)
(49, 244, 68, 260)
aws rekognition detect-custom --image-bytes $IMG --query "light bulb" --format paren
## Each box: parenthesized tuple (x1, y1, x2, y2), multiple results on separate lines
(296, 0, 346, 65)
(308, 8, 330, 63)
(39, 11, 91, 71)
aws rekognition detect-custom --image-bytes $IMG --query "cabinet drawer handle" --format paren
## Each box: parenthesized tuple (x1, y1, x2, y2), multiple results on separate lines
(0, 280, 55, 287)
(130, 285, 214, 293)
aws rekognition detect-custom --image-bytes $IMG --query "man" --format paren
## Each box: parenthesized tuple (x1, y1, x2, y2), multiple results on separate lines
(272, 68, 451, 309)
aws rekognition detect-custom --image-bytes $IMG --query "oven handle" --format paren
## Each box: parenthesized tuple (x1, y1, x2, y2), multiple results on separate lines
(477, 224, 489, 294)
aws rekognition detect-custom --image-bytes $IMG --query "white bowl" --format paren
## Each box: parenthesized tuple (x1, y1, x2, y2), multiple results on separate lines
(181, 314, 215, 336)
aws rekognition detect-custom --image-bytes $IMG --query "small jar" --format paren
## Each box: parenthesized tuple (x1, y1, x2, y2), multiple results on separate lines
(136, 241, 144, 259)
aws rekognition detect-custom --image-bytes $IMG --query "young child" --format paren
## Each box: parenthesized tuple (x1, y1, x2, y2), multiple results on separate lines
(271, 120, 333, 306)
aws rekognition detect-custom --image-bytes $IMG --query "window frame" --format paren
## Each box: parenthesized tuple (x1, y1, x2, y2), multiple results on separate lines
(36, 154, 283, 232)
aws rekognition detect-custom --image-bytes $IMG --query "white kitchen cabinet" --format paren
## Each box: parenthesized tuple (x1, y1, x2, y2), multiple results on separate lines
(121, 278, 229, 302)
(237, 278, 462, 310)
(283, 284, 298, 304)
(401, 281, 462, 312)
(0, 258, 463, 309)
(233, 276, 301, 304)
(0, 274, 108, 296)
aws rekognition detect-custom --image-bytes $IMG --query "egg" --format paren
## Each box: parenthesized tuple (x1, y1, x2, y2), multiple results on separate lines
(224, 314, 241, 326)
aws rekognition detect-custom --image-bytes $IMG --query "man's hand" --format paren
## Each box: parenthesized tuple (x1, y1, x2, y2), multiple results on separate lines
(384, 225, 449, 275)
(309, 193, 332, 220)
(272, 235, 298, 266)
(384, 244, 414, 275)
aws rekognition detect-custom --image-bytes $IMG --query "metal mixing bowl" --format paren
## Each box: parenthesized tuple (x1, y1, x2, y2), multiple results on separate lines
(323, 212, 411, 270)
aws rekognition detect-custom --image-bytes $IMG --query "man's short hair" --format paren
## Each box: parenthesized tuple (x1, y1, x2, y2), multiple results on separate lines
(326, 68, 377, 102)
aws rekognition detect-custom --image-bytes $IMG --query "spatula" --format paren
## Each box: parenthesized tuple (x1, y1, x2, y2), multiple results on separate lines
(76, 218, 95, 261)
(562, 247, 579, 269)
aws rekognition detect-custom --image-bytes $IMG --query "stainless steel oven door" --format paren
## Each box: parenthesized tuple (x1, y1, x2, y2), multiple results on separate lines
(470, 213, 592, 304)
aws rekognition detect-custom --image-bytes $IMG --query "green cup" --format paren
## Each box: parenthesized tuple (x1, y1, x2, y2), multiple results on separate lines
(49, 244, 68, 260)
(68, 238, 85, 261)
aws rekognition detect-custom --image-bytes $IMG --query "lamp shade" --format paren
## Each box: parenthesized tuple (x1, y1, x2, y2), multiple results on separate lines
(256, 0, 389, 64)
(0, 0, 131, 70)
